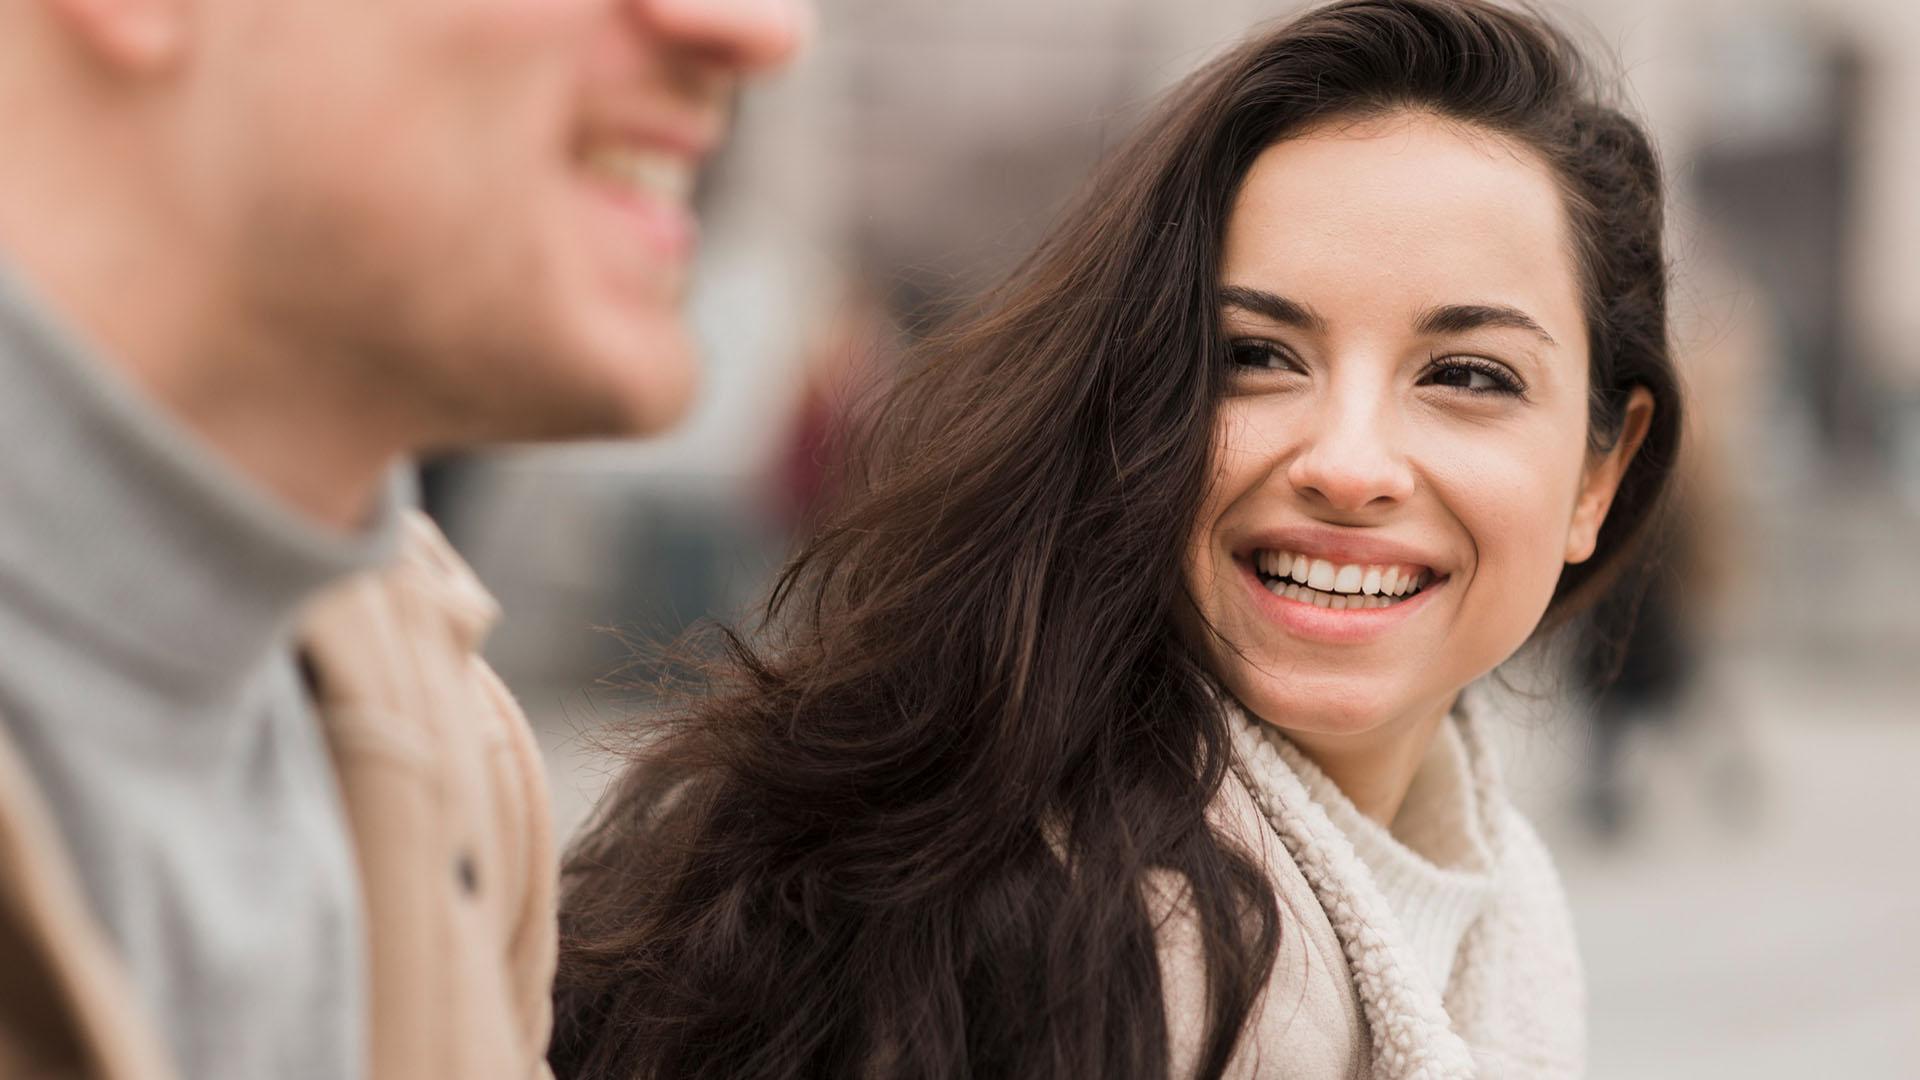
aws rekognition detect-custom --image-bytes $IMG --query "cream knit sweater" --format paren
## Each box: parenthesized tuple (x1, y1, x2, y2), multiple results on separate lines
(1157, 693, 1585, 1079)
(1309, 717, 1497, 994)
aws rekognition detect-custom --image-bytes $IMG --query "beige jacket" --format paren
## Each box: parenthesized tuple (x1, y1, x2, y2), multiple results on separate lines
(0, 512, 557, 1080)
(1161, 702, 1585, 1079)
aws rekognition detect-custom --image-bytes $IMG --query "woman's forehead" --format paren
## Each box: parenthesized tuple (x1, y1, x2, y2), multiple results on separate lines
(1220, 112, 1583, 341)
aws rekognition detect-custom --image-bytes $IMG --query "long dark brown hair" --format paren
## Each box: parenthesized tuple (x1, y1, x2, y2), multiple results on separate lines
(551, 2, 1681, 1077)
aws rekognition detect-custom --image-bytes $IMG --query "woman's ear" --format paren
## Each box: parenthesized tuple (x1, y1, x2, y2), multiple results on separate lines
(1565, 386, 1655, 564)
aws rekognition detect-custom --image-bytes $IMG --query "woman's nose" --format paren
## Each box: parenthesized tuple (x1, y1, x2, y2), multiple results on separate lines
(1284, 401, 1416, 514)
(633, 0, 814, 75)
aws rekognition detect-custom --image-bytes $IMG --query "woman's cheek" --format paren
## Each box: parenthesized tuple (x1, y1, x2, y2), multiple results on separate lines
(1438, 448, 1576, 646)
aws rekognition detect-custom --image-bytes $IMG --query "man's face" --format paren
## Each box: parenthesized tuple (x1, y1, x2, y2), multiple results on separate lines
(197, 0, 808, 441)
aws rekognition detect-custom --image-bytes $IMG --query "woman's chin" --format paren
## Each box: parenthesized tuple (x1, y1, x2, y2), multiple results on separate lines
(1230, 678, 1401, 742)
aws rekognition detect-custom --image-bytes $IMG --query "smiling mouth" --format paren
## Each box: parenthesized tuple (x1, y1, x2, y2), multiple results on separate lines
(1250, 548, 1438, 611)
(576, 141, 697, 207)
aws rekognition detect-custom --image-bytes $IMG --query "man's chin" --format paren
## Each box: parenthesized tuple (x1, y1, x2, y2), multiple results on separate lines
(452, 314, 703, 445)
(592, 319, 702, 437)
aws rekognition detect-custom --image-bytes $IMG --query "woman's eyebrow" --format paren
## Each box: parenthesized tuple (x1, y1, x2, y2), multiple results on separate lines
(1221, 288, 1555, 348)
(1219, 285, 1327, 332)
(1415, 303, 1558, 346)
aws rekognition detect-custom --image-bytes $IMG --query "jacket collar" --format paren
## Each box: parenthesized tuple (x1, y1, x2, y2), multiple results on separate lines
(1226, 697, 1492, 1080)
(297, 510, 500, 709)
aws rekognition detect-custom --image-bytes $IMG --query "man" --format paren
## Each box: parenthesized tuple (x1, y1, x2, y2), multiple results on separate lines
(0, 1, 808, 1077)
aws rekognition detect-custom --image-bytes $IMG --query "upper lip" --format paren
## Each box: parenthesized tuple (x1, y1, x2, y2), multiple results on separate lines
(1236, 525, 1448, 576)
(577, 114, 723, 164)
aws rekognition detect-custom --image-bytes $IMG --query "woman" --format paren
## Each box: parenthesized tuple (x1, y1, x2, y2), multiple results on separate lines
(552, 1, 1679, 1076)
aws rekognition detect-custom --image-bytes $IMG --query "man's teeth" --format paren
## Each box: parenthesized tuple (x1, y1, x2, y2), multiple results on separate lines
(580, 145, 694, 204)
(1253, 549, 1432, 607)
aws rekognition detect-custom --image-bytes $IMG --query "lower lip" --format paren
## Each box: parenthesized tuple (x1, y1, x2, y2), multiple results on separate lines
(577, 172, 698, 263)
(1237, 558, 1443, 645)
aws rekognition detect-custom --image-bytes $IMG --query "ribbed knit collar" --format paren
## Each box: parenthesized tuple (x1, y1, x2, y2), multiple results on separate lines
(1226, 699, 1480, 1079)
(1223, 690, 1577, 1078)
(1300, 713, 1497, 992)
(0, 260, 405, 702)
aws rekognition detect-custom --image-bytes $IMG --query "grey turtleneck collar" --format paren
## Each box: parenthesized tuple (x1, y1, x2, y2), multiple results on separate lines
(0, 261, 405, 698)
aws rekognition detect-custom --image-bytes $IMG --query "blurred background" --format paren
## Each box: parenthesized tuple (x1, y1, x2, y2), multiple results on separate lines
(426, 1, 1920, 1075)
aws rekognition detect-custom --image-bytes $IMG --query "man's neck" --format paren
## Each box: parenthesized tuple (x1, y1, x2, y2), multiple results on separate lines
(0, 236, 407, 532)
(1284, 696, 1457, 826)
(133, 320, 409, 531)
(0, 101, 405, 533)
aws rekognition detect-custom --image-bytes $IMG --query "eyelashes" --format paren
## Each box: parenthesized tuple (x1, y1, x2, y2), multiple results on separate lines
(1416, 354, 1528, 397)
(1227, 340, 1301, 373)
(1225, 339, 1529, 399)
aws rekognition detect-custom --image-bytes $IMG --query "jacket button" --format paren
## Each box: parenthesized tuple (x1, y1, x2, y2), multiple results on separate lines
(455, 852, 480, 896)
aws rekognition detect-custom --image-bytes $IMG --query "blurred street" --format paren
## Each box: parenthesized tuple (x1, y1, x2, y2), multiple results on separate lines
(1538, 479, 1920, 1079)
(1503, 482, 1920, 1078)
(1540, 673, 1920, 1079)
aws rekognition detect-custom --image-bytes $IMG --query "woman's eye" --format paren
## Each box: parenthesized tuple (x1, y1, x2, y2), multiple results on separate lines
(1229, 341, 1296, 371)
(1423, 359, 1524, 396)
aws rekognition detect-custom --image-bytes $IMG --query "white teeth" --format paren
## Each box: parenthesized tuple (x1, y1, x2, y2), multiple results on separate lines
(1263, 572, 1409, 611)
(1307, 559, 1336, 591)
(580, 145, 694, 204)
(1254, 548, 1437, 609)
(1333, 564, 1363, 594)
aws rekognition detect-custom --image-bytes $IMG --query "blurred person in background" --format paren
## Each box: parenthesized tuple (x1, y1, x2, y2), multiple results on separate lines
(551, 2, 1680, 1077)
(0, 1, 805, 1078)
(1578, 511, 1700, 838)
(770, 274, 902, 540)
(1579, 243, 1770, 841)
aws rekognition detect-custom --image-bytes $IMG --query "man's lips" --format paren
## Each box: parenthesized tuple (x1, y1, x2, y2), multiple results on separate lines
(572, 139, 704, 262)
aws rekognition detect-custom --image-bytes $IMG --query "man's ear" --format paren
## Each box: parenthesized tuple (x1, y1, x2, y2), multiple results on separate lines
(45, 0, 189, 73)
(1565, 386, 1656, 564)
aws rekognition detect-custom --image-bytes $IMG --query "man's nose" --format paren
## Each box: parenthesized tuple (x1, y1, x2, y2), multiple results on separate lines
(634, 0, 814, 75)
(1284, 398, 1416, 514)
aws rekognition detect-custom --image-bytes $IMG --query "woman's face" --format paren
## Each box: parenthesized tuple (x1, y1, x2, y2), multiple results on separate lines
(1185, 110, 1648, 749)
